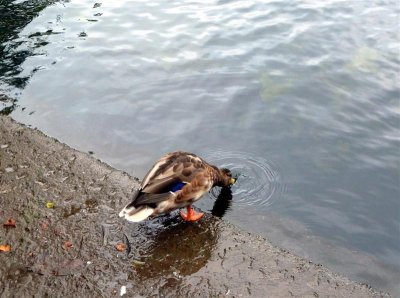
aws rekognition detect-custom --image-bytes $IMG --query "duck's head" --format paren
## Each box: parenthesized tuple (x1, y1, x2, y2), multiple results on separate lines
(217, 168, 236, 187)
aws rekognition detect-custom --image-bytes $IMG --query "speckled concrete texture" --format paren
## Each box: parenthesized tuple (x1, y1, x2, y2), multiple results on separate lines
(0, 116, 389, 297)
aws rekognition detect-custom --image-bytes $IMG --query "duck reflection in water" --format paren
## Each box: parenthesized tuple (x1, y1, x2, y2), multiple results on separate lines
(130, 186, 233, 284)
(211, 186, 233, 218)
(132, 215, 219, 281)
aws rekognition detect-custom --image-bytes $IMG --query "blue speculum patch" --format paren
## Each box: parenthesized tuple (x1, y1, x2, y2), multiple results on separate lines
(170, 181, 186, 192)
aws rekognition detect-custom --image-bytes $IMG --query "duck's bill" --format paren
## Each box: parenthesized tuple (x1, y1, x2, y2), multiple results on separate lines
(229, 178, 236, 185)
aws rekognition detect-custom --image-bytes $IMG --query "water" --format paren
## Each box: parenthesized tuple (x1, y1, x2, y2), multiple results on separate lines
(205, 150, 284, 208)
(1, 0, 399, 294)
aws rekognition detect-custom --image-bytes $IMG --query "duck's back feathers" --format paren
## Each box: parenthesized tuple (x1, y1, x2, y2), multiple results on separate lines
(119, 151, 232, 222)
(141, 151, 206, 187)
(141, 176, 182, 194)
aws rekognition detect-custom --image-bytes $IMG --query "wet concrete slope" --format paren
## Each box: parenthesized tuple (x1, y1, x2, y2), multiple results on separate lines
(0, 116, 388, 297)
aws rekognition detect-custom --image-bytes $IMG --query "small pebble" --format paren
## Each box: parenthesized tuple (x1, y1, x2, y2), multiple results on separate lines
(1, 144, 9, 149)
(5, 167, 14, 173)
(120, 285, 126, 296)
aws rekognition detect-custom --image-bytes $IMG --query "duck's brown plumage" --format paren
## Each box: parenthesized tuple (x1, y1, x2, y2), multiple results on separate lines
(119, 151, 235, 222)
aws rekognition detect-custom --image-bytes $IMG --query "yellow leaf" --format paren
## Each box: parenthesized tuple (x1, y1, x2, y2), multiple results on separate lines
(46, 202, 55, 208)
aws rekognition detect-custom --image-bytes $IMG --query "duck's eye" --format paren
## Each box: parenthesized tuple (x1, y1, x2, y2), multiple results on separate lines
(221, 168, 232, 176)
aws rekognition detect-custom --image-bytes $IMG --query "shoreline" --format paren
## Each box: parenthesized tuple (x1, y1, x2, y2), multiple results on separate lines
(0, 116, 389, 297)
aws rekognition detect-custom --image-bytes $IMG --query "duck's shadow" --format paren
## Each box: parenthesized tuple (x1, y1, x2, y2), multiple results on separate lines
(127, 187, 232, 280)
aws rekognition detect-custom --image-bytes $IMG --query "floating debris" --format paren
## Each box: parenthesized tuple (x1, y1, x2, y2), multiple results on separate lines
(346, 47, 379, 72)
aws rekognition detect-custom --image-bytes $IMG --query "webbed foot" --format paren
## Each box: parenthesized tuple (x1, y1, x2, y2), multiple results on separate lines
(180, 205, 204, 221)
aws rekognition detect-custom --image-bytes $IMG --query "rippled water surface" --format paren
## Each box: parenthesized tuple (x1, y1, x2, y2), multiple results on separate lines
(1, 0, 399, 294)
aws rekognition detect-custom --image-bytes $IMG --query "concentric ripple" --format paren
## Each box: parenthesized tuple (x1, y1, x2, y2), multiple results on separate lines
(204, 150, 285, 208)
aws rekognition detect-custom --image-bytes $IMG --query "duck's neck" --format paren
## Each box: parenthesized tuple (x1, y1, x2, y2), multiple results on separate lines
(210, 166, 224, 187)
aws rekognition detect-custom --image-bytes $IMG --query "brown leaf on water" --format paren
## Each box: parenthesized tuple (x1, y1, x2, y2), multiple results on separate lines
(115, 243, 126, 252)
(3, 218, 16, 228)
(63, 240, 73, 250)
(0, 244, 11, 252)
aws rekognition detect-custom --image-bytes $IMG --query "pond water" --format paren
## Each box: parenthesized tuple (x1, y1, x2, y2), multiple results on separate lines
(1, 0, 399, 294)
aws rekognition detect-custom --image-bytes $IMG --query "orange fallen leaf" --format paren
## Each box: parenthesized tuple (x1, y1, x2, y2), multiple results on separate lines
(0, 244, 11, 252)
(3, 218, 16, 228)
(115, 243, 126, 252)
(63, 240, 73, 250)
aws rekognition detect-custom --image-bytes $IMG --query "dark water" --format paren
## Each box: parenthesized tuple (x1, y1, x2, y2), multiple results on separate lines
(1, 0, 399, 294)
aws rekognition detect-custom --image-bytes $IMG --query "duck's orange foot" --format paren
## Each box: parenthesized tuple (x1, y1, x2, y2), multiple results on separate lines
(180, 205, 204, 222)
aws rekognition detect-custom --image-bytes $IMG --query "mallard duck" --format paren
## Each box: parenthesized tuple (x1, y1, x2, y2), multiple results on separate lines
(119, 151, 236, 222)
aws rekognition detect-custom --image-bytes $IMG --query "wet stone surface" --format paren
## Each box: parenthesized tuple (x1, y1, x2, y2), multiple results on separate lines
(0, 116, 388, 297)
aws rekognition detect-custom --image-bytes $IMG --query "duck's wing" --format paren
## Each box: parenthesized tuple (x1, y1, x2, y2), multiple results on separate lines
(124, 177, 181, 209)
(140, 152, 205, 188)
(175, 170, 214, 203)
(131, 152, 210, 206)
(142, 176, 182, 194)
(140, 152, 177, 188)
(135, 170, 212, 206)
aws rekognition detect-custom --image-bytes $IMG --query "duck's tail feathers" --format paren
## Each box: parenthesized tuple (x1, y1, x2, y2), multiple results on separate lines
(119, 205, 154, 222)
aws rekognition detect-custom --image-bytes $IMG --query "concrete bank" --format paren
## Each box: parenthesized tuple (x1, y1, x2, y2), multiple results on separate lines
(0, 116, 388, 297)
